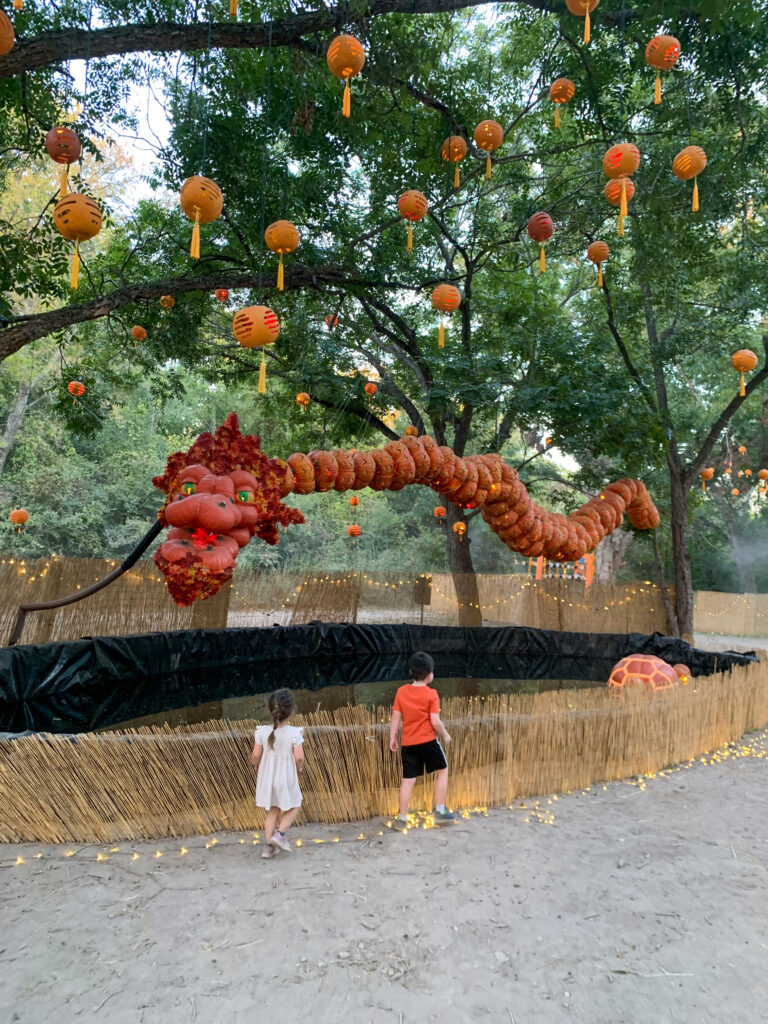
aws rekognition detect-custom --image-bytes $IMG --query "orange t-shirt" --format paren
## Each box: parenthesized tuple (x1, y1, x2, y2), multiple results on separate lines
(393, 683, 440, 746)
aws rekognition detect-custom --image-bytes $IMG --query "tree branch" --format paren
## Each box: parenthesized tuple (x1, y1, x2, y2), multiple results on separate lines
(601, 280, 657, 412)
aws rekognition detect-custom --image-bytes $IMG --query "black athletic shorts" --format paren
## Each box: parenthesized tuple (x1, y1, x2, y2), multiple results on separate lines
(401, 739, 448, 779)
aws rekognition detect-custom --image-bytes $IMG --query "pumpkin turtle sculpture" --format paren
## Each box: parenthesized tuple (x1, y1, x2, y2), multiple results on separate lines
(154, 414, 660, 605)
(607, 655, 682, 692)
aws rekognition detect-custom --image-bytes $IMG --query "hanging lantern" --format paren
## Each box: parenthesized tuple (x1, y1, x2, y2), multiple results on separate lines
(431, 284, 461, 348)
(131, 325, 147, 342)
(700, 467, 714, 492)
(738, 445, 747, 455)
(473, 120, 504, 179)
(347, 523, 361, 538)
(758, 469, 768, 487)
(0, 10, 14, 55)
(746, 469, 753, 477)
(672, 146, 707, 212)
(433, 506, 446, 518)
(159, 295, 175, 310)
(364, 382, 378, 397)
(453, 521, 467, 540)
(604, 177, 636, 237)
(349, 495, 360, 507)
(565, 0, 599, 44)
(603, 144, 640, 237)
(67, 380, 85, 403)
(587, 240, 610, 286)
(325, 314, 339, 330)
(548, 79, 575, 130)
(731, 488, 740, 497)
(214, 288, 229, 303)
(732, 349, 758, 396)
(45, 127, 82, 198)
(326, 34, 366, 117)
(53, 194, 102, 290)
(180, 176, 223, 260)
(645, 35, 680, 105)
(441, 136, 468, 189)
(527, 211, 554, 273)
(265, 220, 300, 291)
(233, 305, 280, 395)
(296, 392, 310, 410)
(405, 426, 418, 437)
(397, 191, 428, 252)
(9, 508, 28, 533)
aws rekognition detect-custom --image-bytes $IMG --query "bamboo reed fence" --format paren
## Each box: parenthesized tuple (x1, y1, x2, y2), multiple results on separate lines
(2, 655, 765, 843)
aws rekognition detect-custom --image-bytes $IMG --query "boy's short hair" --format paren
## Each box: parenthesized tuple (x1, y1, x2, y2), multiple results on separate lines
(408, 651, 434, 681)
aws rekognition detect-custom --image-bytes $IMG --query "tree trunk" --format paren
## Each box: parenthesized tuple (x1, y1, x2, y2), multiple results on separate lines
(443, 505, 482, 627)
(668, 461, 694, 641)
(0, 380, 30, 481)
(594, 530, 633, 584)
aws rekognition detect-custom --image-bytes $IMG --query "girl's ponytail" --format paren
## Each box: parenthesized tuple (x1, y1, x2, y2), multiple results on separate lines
(267, 688, 296, 749)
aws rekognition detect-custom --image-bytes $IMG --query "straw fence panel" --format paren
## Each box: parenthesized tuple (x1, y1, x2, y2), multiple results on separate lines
(694, 590, 768, 638)
(2, 656, 766, 843)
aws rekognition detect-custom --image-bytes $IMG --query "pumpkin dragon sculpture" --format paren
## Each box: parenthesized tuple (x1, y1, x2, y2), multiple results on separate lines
(153, 414, 659, 606)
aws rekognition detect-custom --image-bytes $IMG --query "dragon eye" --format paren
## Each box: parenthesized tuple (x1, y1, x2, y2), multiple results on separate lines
(236, 489, 254, 503)
(182, 482, 195, 495)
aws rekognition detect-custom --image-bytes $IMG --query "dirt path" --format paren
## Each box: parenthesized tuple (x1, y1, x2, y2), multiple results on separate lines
(2, 732, 767, 1024)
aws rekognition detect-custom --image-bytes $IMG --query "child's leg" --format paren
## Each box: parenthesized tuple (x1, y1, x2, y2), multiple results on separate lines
(434, 767, 448, 809)
(399, 777, 417, 817)
(264, 806, 280, 842)
(277, 806, 300, 834)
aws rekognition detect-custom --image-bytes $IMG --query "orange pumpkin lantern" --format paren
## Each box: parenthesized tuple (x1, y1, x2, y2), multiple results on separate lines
(347, 523, 361, 538)
(527, 211, 554, 273)
(296, 392, 310, 410)
(672, 146, 707, 212)
(673, 663, 690, 684)
(732, 349, 758, 396)
(587, 240, 609, 286)
(180, 176, 223, 259)
(759, 469, 768, 482)
(364, 382, 378, 397)
(131, 325, 147, 342)
(397, 190, 428, 252)
(738, 445, 747, 455)
(0, 10, 14, 55)
(53, 193, 102, 290)
(549, 79, 575, 129)
(700, 467, 714, 492)
(67, 380, 85, 403)
(159, 294, 175, 310)
(731, 487, 740, 496)
(265, 219, 300, 291)
(215, 288, 229, 303)
(473, 120, 504, 179)
(45, 127, 82, 197)
(9, 508, 28, 533)
(404, 425, 418, 437)
(325, 314, 339, 330)
(441, 136, 468, 189)
(603, 144, 640, 236)
(607, 654, 678, 692)
(604, 177, 635, 237)
(565, 0, 598, 43)
(326, 34, 365, 117)
(453, 521, 467, 540)
(233, 305, 280, 395)
(646, 35, 680, 105)
(431, 284, 461, 348)
(433, 506, 446, 518)
(349, 495, 360, 507)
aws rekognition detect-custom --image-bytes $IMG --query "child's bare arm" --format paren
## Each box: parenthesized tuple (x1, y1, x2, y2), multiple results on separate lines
(389, 709, 402, 752)
(293, 744, 305, 773)
(250, 741, 263, 768)
(430, 713, 451, 744)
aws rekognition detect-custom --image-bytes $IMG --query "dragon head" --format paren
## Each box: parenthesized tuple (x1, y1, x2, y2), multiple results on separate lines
(153, 413, 304, 606)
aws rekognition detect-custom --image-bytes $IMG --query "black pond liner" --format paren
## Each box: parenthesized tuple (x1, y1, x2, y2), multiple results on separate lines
(0, 622, 756, 736)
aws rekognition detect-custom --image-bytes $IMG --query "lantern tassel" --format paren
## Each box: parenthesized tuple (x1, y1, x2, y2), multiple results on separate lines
(554, 106, 560, 130)
(71, 243, 80, 290)
(539, 245, 546, 274)
(438, 321, 445, 348)
(598, 263, 603, 287)
(60, 166, 68, 199)
(190, 208, 200, 259)
(654, 74, 662, 105)
(620, 178, 628, 220)
(343, 80, 351, 118)
(701, 480, 706, 493)
(618, 213, 625, 237)
(453, 163, 460, 189)
(740, 372, 746, 397)
(584, 3, 590, 43)
(407, 221, 413, 252)
(229, 0, 237, 15)
(692, 178, 699, 212)
(277, 254, 284, 291)
(258, 352, 267, 395)
(485, 154, 492, 180)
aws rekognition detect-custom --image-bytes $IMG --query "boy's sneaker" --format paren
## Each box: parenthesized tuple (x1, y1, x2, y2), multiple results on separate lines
(270, 831, 292, 852)
(435, 809, 456, 824)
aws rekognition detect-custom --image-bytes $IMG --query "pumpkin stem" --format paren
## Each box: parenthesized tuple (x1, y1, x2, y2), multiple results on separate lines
(190, 207, 200, 259)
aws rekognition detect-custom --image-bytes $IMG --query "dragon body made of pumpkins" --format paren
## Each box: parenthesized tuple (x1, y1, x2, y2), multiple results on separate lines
(153, 414, 659, 606)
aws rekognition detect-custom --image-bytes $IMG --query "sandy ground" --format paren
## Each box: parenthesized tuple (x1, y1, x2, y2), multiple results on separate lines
(2, 732, 767, 1024)
(694, 632, 765, 652)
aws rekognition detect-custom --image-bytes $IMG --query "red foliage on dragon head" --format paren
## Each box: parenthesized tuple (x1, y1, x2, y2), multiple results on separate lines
(152, 413, 304, 606)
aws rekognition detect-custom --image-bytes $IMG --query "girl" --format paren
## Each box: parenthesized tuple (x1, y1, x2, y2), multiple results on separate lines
(250, 688, 304, 859)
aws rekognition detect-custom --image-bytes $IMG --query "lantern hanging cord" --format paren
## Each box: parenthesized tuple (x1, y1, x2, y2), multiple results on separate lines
(199, 7, 215, 174)
(257, 3, 275, 304)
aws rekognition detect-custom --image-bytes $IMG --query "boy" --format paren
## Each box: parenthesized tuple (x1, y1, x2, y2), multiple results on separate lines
(388, 651, 455, 828)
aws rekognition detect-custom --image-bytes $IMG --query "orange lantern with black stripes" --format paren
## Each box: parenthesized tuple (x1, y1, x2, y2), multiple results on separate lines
(45, 127, 82, 198)
(67, 380, 85, 403)
(431, 284, 461, 348)
(53, 193, 102, 290)
(296, 392, 310, 410)
(603, 144, 640, 237)
(397, 191, 428, 252)
(180, 176, 223, 260)
(233, 305, 280, 395)
(528, 211, 554, 273)
(672, 146, 707, 212)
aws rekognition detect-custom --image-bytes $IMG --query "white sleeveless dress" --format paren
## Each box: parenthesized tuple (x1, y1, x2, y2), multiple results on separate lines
(255, 724, 304, 811)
